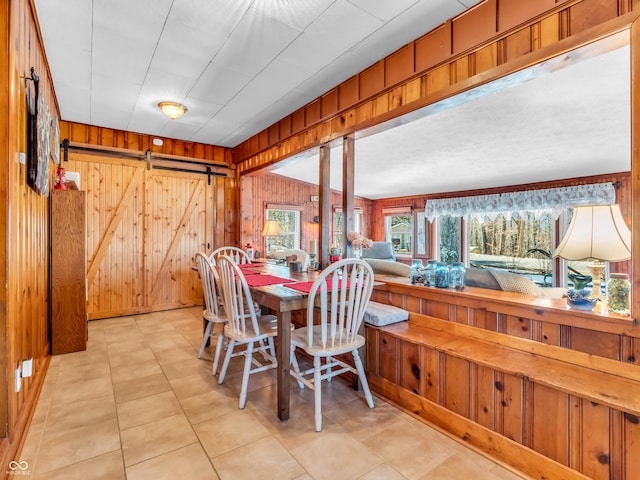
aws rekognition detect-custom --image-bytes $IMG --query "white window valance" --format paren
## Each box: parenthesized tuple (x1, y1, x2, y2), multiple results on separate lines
(425, 183, 616, 222)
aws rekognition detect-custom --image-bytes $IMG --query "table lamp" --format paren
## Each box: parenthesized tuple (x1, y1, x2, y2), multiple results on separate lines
(262, 220, 281, 253)
(553, 204, 631, 301)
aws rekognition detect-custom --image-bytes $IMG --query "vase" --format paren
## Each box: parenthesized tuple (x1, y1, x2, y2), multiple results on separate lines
(353, 247, 362, 259)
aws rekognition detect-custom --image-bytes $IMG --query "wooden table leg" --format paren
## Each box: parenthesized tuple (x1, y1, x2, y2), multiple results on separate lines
(277, 311, 291, 421)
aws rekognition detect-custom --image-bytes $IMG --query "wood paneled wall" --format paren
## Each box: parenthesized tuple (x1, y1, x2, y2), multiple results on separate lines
(240, 173, 372, 256)
(60, 121, 232, 165)
(0, 0, 59, 471)
(234, 0, 638, 171)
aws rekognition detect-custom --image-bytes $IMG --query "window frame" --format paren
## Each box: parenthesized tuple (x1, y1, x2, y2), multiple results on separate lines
(383, 207, 414, 258)
(265, 204, 302, 253)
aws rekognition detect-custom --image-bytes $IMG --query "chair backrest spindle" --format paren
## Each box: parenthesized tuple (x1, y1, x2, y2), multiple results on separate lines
(306, 258, 374, 350)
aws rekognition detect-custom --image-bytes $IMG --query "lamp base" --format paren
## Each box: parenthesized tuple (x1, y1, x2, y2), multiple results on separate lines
(587, 261, 606, 302)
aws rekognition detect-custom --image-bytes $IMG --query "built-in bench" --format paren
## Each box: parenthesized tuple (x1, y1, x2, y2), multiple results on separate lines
(365, 312, 640, 480)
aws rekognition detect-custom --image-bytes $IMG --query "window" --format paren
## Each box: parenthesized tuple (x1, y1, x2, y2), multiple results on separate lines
(265, 207, 300, 253)
(427, 183, 616, 287)
(333, 208, 362, 252)
(437, 215, 461, 263)
(384, 208, 413, 257)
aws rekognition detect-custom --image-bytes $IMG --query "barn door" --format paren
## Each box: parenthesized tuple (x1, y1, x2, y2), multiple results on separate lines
(144, 168, 211, 311)
(66, 152, 215, 319)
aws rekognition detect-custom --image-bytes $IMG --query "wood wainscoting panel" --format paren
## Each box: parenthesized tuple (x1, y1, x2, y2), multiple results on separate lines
(531, 383, 570, 466)
(378, 330, 399, 384)
(443, 355, 471, 417)
(399, 340, 421, 394)
(624, 410, 640, 479)
(579, 399, 612, 480)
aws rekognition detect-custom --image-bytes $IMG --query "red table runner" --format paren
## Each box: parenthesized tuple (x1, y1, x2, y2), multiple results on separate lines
(285, 280, 350, 293)
(244, 274, 295, 287)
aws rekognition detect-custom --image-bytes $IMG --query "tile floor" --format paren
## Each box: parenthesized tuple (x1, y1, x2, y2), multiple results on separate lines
(19, 307, 528, 479)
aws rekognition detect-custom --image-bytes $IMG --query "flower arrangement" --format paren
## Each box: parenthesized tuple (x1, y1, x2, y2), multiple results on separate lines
(347, 231, 373, 250)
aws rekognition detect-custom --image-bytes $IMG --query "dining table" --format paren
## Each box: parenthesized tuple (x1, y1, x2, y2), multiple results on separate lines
(239, 260, 321, 421)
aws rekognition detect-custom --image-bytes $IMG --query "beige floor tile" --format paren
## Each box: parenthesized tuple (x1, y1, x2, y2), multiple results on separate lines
(195, 409, 271, 458)
(247, 385, 345, 450)
(33, 450, 124, 480)
(223, 368, 277, 398)
(106, 339, 150, 356)
(212, 436, 305, 480)
(358, 464, 408, 479)
(121, 414, 198, 466)
(135, 317, 177, 334)
(154, 345, 199, 366)
(116, 390, 183, 430)
(145, 332, 191, 352)
(169, 370, 220, 400)
(161, 356, 212, 381)
(104, 326, 145, 343)
(291, 432, 383, 480)
(108, 346, 157, 368)
(179, 387, 239, 425)
(363, 419, 457, 479)
(417, 452, 516, 480)
(50, 376, 114, 406)
(46, 394, 116, 433)
(110, 358, 163, 384)
(36, 418, 121, 474)
(113, 373, 171, 404)
(126, 443, 218, 480)
(323, 397, 403, 441)
(55, 360, 111, 384)
(55, 349, 110, 369)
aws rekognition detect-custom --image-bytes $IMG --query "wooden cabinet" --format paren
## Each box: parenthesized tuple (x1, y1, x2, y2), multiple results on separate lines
(50, 189, 87, 354)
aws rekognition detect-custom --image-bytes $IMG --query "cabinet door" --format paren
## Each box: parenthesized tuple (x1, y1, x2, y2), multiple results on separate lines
(51, 189, 87, 354)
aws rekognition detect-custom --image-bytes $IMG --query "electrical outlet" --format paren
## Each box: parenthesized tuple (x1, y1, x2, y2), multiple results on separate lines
(22, 359, 33, 378)
(14, 367, 21, 392)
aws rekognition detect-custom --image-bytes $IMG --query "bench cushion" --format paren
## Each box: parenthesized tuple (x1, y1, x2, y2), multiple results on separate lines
(364, 301, 409, 327)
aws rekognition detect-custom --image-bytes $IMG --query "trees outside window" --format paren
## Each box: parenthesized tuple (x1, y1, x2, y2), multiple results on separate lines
(265, 208, 300, 252)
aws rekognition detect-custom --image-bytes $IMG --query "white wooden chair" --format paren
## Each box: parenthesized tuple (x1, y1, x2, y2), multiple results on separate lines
(290, 258, 375, 431)
(216, 254, 279, 409)
(209, 246, 250, 266)
(194, 252, 228, 375)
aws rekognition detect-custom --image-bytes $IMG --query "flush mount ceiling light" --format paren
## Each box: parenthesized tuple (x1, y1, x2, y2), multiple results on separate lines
(158, 101, 187, 120)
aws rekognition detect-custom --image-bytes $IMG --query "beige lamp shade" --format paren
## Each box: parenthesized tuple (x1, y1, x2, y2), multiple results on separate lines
(553, 204, 631, 261)
(261, 220, 281, 237)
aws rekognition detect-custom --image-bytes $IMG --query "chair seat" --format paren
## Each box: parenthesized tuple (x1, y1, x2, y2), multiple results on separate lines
(291, 326, 365, 357)
(223, 314, 278, 343)
(203, 310, 226, 323)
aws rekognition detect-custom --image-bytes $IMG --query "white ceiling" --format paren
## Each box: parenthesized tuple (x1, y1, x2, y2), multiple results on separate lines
(33, 0, 480, 148)
(272, 40, 631, 199)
